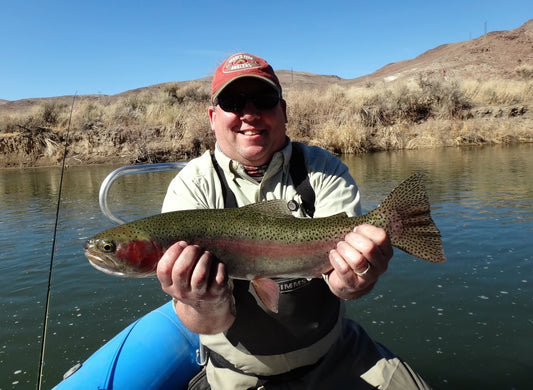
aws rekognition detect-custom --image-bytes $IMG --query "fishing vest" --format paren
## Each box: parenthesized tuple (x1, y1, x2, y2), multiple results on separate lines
(205, 142, 341, 378)
(211, 142, 316, 216)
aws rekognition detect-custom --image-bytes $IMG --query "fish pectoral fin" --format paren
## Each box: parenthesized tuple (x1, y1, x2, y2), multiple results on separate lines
(251, 277, 280, 313)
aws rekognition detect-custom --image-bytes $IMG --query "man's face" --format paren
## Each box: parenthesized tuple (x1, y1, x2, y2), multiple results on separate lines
(208, 78, 287, 166)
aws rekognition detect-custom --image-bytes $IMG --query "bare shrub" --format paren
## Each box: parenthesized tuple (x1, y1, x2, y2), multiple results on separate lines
(462, 79, 532, 105)
(515, 64, 533, 80)
(164, 82, 210, 104)
(74, 101, 105, 130)
(109, 92, 154, 125)
(417, 76, 471, 119)
(41, 102, 61, 125)
(0, 113, 22, 134)
(395, 84, 433, 123)
(318, 120, 371, 154)
(286, 88, 325, 139)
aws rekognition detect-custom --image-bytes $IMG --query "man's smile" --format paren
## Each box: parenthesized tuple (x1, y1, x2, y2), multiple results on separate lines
(240, 129, 264, 136)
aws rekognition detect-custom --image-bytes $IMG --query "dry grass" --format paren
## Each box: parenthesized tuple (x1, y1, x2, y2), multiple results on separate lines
(1, 76, 532, 167)
(286, 76, 532, 153)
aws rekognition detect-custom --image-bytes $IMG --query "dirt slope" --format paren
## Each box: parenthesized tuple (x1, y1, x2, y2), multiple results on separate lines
(347, 19, 533, 86)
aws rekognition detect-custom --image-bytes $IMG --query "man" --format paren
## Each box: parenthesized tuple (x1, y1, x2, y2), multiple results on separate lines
(157, 53, 430, 389)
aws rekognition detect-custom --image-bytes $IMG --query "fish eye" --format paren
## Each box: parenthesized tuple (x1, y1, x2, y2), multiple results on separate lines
(98, 240, 116, 253)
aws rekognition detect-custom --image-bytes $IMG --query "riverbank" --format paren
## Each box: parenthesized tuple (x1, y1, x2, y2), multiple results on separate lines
(1, 76, 532, 168)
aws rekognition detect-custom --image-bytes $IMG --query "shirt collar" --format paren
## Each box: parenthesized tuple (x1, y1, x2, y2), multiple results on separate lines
(213, 137, 292, 181)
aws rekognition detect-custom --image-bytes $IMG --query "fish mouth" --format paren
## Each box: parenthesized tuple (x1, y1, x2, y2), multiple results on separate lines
(83, 240, 147, 278)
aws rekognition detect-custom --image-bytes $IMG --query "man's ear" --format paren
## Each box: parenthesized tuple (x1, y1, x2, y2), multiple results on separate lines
(208, 106, 216, 131)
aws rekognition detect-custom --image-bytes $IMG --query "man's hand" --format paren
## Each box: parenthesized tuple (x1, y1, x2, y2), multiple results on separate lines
(326, 224, 392, 300)
(157, 241, 235, 334)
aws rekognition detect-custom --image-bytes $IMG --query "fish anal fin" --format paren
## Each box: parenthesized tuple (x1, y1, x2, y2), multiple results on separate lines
(251, 277, 280, 313)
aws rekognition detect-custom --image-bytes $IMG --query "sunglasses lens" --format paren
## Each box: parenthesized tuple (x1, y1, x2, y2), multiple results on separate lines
(217, 94, 246, 113)
(252, 93, 279, 110)
(216, 92, 279, 113)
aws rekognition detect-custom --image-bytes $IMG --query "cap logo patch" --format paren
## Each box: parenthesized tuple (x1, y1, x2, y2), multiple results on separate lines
(223, 53, 262, 73)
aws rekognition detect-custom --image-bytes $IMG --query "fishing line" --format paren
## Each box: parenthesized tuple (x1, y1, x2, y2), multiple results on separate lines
(36, 92, 77, 390)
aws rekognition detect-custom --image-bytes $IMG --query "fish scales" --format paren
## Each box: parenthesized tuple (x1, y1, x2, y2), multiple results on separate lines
(84, 172, 445, 280)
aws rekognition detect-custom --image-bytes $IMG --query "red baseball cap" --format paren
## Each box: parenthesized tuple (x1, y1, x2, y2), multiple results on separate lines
(211, 53, 282, 101)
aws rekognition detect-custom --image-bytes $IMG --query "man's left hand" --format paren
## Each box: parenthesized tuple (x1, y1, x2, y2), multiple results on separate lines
(326, 224, 393, 300)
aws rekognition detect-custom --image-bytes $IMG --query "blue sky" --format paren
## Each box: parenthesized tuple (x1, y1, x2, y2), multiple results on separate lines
(1, 0, 531, 101)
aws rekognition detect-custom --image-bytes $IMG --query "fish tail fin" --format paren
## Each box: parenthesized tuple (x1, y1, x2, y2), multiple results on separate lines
(373, 172, 446, 263)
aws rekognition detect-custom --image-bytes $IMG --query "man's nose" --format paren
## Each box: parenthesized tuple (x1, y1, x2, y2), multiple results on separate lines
(239, 101, 261, 120)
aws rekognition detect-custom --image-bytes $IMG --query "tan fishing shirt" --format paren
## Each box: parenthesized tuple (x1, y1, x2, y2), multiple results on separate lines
(162, 140, 361, 385)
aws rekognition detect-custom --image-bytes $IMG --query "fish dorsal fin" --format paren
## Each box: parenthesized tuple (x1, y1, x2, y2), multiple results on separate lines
(327, 211, 348, 218)
(241, 200, 295, 218)
(241, 201, 349, 219)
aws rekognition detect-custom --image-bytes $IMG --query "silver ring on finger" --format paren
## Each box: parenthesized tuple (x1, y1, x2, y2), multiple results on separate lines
(354, 262, 371, 277)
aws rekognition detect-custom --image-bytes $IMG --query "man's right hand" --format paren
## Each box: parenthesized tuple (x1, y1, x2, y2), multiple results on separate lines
(157, 241, 235, 334)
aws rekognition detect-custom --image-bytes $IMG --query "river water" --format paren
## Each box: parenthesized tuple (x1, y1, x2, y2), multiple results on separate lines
(1, 144, 532, 389)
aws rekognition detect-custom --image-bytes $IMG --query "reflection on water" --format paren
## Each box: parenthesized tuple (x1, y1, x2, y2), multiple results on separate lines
(0, 145, 532, 389)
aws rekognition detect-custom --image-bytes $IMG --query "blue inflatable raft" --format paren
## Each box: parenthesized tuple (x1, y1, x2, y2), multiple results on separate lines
(53, 301, 201, 389)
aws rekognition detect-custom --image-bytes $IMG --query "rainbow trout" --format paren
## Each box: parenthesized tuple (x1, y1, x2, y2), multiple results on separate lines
(84, 172, 445, 311)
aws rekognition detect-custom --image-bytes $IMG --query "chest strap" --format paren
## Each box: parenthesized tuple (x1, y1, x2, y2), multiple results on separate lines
(289, 142, 316, 217)
(210, 153, 237, 209)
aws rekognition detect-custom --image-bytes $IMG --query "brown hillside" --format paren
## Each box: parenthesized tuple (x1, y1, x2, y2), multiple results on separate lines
(348, 19, 533, 86)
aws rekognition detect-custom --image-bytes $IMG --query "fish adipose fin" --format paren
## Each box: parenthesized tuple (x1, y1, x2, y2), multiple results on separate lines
(371, 172, 446, 263)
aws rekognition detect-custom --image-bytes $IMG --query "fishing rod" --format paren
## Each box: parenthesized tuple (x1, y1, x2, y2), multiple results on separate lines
(36, 92, 77, 390)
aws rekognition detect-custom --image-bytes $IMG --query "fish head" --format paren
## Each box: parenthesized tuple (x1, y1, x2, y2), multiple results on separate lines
(84, 236, 164, 278)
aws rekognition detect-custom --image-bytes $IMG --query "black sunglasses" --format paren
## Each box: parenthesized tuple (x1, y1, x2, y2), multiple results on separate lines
(214, 91, 280, 113)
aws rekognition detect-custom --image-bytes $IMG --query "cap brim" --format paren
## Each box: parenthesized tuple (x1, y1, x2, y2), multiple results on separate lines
(212, 75, 281, 101)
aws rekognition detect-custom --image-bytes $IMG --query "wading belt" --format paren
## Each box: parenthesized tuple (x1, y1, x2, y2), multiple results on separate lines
(211, 142, 316, 217)
(206, 346, 324, 385)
